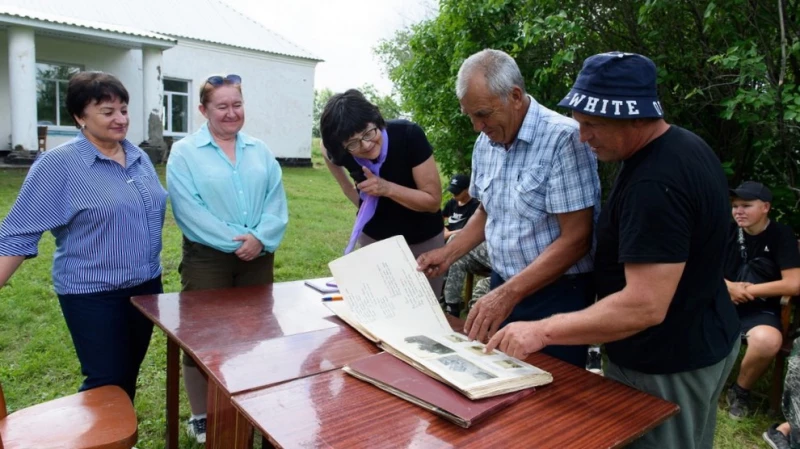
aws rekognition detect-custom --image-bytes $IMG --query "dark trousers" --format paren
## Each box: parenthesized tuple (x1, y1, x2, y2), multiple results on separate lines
(58, 276, 162, 401)
(491, 271, 594, 367)
(179, 237, 275, 367)
(179, 237, 275, 291)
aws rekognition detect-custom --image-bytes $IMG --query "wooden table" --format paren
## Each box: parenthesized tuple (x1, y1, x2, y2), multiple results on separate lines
(132, 280, 378, 449)
(233, 348, 679, 449)
(134, 281, 678, 449)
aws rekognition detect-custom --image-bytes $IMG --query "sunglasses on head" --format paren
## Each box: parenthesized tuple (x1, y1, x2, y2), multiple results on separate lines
(206, 74, 242, 86)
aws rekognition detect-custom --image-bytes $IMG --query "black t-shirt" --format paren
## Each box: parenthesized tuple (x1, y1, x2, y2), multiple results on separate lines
(723, 221, 800, 314)
(332, 119, 443, 244)
(443, 198, 480, 231)
(594, 126, 740, 375)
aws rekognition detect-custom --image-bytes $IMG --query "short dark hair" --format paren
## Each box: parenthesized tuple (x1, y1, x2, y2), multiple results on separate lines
(320, 89, 386, 162)
(66, 72, 129, 129)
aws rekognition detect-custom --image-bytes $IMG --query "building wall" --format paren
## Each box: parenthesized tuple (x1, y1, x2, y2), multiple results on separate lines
(162, 40, 316, 161)
(40, 36, 146, 149)
(0, 30, 10, 151)
(0, 32, 316, 161)
(0, 31, 146, 150)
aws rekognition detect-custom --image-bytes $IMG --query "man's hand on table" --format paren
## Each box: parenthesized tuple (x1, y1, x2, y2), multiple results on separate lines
(485, 320, 548, 359)
(464, 286, 516, 342)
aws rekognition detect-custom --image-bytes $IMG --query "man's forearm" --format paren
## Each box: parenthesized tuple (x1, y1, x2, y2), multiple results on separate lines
(538, 262, 681, 346)
(539, 289, 659, 346)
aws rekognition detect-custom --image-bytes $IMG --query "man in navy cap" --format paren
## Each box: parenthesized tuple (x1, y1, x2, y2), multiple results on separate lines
(723, 181, 800, 424)
(417, 49, 601, 368)
(486, 52, 740, 449)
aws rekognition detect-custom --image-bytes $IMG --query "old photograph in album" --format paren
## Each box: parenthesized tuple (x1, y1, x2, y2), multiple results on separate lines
(328, 236, 552, 400)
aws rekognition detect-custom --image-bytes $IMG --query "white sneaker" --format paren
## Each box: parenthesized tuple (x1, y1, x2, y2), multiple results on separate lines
(187, 417, 207, 444)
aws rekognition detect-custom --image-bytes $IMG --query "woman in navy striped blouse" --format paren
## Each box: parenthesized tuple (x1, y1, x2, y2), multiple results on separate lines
(0, 72, 167, 402)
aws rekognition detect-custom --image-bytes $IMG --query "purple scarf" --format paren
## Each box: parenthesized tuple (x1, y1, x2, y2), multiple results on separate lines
(344, 128, 389, 254)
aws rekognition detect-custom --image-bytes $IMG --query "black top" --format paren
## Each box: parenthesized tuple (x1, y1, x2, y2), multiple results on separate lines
(331, 120, 443, 244)
(723, 221, 800, 314)
(443, 198, 480, 231)
(595, 126, 740, 374)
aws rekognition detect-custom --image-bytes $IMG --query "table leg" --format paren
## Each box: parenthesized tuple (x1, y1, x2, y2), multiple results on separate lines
(206, 377, 254, 449)
(166, 338, 179, 449)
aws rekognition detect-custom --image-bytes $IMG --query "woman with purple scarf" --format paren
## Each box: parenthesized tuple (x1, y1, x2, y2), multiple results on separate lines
(321, 89, 445, 295)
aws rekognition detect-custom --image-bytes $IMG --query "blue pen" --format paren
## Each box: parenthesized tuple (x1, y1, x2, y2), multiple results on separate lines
(326, 281, 338, 288)
(322, 294, 343, 301)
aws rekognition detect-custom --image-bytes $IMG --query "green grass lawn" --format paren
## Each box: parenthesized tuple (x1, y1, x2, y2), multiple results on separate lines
(0, 140, 777, 448)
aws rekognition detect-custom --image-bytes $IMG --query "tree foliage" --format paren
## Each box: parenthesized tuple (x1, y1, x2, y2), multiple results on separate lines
(376, 0, 800, 227)
(311, 87, 334, 138)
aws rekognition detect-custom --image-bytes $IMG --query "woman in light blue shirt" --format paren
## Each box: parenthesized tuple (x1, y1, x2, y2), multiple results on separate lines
(166, 74, 288, 443)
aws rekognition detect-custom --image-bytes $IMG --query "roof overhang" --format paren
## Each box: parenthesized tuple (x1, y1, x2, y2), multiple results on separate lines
(0, 6, 176, 49)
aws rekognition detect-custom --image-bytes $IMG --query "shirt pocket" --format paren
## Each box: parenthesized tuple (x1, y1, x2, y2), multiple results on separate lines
(514, 168, 548, 219)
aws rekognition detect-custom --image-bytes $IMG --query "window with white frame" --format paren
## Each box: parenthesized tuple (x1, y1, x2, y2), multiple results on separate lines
(36, 62, 81, 127)
(163, 79, 189, 135)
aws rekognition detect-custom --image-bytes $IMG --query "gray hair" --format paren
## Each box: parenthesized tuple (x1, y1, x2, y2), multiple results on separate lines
(456, 49, 526, 101)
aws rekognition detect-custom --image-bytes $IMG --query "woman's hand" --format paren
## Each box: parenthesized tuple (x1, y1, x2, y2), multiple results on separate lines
(233, 234, 264, 261)
(357, 167, 394, 197)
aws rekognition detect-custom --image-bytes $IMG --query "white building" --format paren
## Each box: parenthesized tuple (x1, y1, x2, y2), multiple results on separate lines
(0, 0, 320, 165)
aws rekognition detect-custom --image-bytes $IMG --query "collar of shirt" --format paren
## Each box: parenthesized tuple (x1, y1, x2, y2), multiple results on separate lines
(488, 95, 540, 149)
(74, 131, 142, 167)
(193, 122, 256, 150)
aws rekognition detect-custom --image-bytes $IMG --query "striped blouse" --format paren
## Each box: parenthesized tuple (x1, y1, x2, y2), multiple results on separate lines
(0, 133, 167, 295)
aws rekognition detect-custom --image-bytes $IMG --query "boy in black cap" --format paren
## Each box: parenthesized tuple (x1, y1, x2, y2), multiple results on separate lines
(442, 174, 480, 240)
(486, 51, 740, 449)
(723, 181, 800, 423)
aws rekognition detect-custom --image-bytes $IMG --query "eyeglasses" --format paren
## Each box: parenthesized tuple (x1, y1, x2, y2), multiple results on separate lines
(344, 127, 379, 153)
(206, 74, 242, 87)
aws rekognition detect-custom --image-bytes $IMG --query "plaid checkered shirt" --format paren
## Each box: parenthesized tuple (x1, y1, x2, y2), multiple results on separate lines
(469, 96, 600, 281)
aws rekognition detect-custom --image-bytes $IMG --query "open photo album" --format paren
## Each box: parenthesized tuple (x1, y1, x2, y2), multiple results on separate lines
(328, 235, 553, 400)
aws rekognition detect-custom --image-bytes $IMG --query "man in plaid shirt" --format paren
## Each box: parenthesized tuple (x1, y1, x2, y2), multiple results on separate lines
(418, 49, 600, 367)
